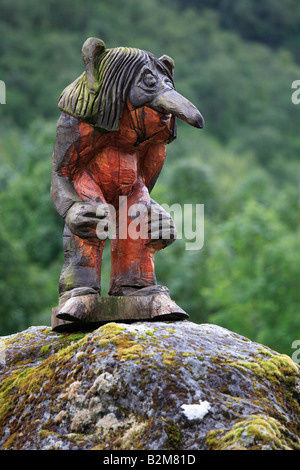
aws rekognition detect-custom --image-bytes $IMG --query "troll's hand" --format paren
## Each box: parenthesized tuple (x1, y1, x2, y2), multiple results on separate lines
(65, 201, 110, 241)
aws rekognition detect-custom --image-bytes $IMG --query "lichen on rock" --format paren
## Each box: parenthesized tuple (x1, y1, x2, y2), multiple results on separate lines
(0, 321, 300, 450)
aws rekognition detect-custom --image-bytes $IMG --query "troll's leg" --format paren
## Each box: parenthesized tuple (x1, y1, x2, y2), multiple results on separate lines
(109, 178, 155, 295)
(109, 177, 177, 296)
(58, 227, 105, 302)
(58, 170, 107, 304)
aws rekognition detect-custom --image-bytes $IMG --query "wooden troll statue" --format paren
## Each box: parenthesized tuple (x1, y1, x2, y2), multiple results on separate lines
(51, 38, 204, 330)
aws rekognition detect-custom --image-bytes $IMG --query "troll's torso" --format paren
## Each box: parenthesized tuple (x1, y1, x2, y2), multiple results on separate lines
(58, 100, 174, 206)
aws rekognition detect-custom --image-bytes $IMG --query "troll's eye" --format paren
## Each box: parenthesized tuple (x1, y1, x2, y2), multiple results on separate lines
(143, 73, 158, 88)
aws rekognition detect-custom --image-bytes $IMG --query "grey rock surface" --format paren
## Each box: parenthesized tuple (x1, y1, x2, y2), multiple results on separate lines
(0, 321, 300, 450)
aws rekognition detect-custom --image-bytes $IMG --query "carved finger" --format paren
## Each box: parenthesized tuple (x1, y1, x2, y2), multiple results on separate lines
(83, 216, 107, 228)
(95, 208, 110, 219)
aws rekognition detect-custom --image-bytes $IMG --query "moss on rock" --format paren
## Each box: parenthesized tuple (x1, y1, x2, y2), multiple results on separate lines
(0, 322, 300, 450)
(206, 414, 300, 450)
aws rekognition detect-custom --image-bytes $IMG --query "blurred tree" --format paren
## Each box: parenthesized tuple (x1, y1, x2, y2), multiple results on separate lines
(0, 0, 299, 356)
(174, 0, 300, 63)
(203, 199, 300, 353)
(0, 120, 63, 267)
(0, 222, 58, 333)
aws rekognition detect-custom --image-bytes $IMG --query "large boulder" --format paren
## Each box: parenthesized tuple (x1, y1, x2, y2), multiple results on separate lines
(0, 320, 300, 450)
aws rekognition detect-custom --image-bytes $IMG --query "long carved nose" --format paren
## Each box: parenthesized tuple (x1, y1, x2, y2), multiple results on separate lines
(149, 89, 204, 129)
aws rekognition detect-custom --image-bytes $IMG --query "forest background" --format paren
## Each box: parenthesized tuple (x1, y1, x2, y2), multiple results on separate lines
(0, 0, 300, 356)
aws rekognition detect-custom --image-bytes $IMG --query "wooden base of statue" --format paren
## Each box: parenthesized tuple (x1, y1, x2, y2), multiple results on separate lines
(51, 291, 189, 332)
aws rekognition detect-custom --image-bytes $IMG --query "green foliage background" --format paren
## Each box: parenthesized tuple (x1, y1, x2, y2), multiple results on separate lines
(0, 0, 299, 355)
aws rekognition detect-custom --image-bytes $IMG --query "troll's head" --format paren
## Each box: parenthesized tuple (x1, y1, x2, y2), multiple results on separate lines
(58, 37, 204, 139)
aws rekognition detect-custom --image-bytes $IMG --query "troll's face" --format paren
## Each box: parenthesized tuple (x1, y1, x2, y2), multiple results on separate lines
(58, 38, 204, 137)
(129, 55, 204, 130)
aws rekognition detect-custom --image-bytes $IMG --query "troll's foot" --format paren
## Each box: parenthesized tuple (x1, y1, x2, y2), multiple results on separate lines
(52, 286, 188, 332)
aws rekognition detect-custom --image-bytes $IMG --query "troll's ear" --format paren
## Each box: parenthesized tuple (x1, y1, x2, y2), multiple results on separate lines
(82, 37, 106, 93)
(159, 54, 175, 78)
